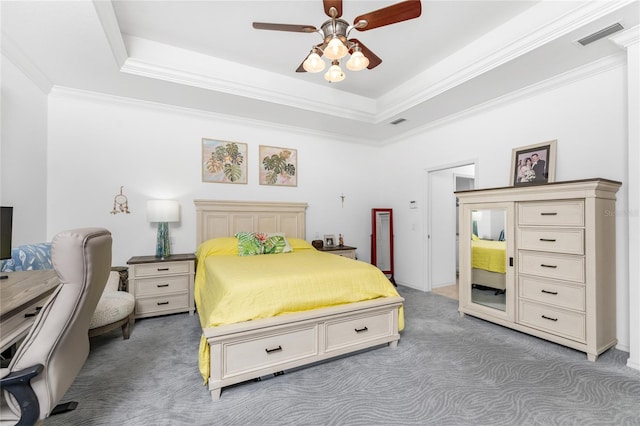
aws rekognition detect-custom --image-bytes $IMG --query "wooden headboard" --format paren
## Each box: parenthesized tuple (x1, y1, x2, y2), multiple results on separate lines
(194, 200, 308, 246)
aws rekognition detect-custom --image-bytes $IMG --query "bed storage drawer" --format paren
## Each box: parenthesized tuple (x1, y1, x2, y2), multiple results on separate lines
(325, 310, 394, 352)
(517, 228, 584, 255)
(224, 326, 318, 377)
(518, 252, 585, 283)
(518, 300, 585, 342)
(519, 276, 585, 311)
(518, 201, 584, 227)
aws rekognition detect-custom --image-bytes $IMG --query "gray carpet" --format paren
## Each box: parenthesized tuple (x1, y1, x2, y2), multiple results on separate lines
(44, 286, 640, 426)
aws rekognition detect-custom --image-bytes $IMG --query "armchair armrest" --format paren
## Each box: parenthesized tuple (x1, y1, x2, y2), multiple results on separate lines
(0, 364, 44, 426)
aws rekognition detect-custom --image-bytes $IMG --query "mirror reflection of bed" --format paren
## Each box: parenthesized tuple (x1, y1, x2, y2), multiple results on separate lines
(470, 208, 507, 311)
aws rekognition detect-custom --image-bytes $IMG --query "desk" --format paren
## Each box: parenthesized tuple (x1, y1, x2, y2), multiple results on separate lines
(0, 270, 60, 353)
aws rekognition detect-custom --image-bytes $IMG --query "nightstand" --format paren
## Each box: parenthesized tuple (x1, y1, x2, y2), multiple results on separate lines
(127, 253, 196, 319)
(317, 245, 357, 260)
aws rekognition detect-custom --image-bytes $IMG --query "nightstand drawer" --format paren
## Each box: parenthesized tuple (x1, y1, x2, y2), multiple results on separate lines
(134, 275, 190, 297)
(518, 201, 584, 227)
(519, 276, 584, 311)
(519, 300, 585, 342)
(517, 228, 584, 255)
(519, 252, 585, 283)
(325, 310, 393, 352)
(132, 261, 192, 278)
(136, 293, 189, 315)
(330, 249, 356, 259)
(224, 326, 318, 377)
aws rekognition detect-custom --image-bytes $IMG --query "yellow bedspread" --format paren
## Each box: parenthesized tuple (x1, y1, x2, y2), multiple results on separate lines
(471, 239, 507, 274)
(194, 249, 403, 382)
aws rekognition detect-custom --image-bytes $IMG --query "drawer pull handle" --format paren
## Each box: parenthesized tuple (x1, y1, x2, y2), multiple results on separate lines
(157, 268, 170, 271)
(157, 284, 169, 288)
(540, 264, 557, 269)
(539, 238, 556, 242)
(541, 315, 558, 322)
(24, 311, 38, 318)
(354, 326, 369, 333)
(157, 301, 169, 306)
(541, 289, 558, 295)
(265, 345, 282, 354)
(540, 212, 558, 216)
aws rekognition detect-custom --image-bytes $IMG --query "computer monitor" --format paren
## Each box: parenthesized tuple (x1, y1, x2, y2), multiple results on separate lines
(1, 206, 13, 279)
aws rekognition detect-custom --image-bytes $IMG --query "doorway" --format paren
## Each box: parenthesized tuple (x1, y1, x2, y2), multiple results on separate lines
(425, 162, 476, 298)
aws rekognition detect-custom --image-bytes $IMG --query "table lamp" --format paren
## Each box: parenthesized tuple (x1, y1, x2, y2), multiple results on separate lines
(147, 200, 179, 259)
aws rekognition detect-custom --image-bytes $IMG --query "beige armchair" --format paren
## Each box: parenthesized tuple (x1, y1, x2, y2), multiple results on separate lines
(0, 228, 112, 425)
(89, 271, 135, 339)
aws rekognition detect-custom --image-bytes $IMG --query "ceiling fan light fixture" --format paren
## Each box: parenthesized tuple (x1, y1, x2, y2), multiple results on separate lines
(303, 51, 326, 73)
(346, 48, 369, 71)
(324, 60, 345, 83)
(324, 36, 348, 60)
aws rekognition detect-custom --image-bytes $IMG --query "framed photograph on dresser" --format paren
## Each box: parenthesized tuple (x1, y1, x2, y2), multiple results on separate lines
(511, 140, 557, 186)
(324, 234, 336, 247)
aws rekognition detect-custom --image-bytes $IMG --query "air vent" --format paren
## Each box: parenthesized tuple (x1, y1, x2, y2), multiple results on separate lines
(576, 23, 624, 46)
(390, 118, 407, 125)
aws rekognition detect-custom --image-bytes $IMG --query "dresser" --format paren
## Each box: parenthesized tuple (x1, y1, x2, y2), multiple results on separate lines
(127, 253, 196, 319)
(456, 178, 621, 361)
(317, 245, 357, 259)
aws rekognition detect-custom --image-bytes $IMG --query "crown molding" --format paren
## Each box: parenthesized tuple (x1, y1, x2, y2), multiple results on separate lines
(1, 32, 52, 94)
(92, 0, 128, 68)
(610, 25, 640, 48)
(376, 0, 637, 122)
(384, 53, 626, 146)
(48, 86, 372, 146)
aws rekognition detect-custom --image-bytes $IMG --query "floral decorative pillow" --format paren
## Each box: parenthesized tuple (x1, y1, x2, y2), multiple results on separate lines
(235, 232, 291, 256)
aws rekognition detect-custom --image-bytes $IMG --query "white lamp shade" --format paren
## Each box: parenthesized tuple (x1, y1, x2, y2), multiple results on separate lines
(147, 200, 180, 223)
(324, 37, 348, 60)
(346, 50, 369, 71)
(303, 52, 326, 73)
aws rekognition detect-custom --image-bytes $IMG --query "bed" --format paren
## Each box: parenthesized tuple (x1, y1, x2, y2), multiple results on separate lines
(471, 238, 506, 291)
(194, 200, 404, 400)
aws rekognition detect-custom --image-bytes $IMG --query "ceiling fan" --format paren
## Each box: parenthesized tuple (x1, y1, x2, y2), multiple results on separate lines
(252, 0, 422, 83)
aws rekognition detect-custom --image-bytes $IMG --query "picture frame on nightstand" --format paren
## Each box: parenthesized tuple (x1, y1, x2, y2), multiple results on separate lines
(324, 234, 336, 247)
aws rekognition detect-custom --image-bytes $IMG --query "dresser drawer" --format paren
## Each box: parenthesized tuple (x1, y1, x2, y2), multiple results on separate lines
(519, 276, 584, 311)
(325, 310, 393, 352)
(132, 261, 192, 278)
(517, 228, 584, 254)
(224, 326, 318, 377)
(519, 252, 585, 283)
(136, 293, 189, 315)
(134, 275, 190, 297)
(519, 300, 585, 342)
(518, 201, 584, 227)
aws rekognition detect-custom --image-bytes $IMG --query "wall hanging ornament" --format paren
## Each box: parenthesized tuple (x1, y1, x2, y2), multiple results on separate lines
(111, 186, 131, 214)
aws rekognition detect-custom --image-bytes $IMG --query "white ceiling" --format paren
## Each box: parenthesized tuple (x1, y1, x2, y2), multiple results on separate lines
(2, 1, 638, 146)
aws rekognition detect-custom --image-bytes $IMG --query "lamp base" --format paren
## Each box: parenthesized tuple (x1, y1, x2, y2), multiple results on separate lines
(155, 222, 170, 259)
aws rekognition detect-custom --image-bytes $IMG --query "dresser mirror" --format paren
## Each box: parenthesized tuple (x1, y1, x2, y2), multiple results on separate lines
(371, 208, 395, 284)
(470, 207, 508, 312)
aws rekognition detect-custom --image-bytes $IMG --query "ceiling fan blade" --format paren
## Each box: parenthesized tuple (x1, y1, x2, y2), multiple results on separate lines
(349, 39, 382, 69)
(323, 0, 342, 18)
(353, 0, 422, 31)
(252, 22, 317, 33)
(296, 44, 325, 73)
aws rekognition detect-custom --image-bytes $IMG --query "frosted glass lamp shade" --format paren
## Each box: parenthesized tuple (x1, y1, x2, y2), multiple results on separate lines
(147, 200, 179, 223)
(324, 62, 345, 83)
(303, 52, 326, 73)
(346, 50, 369, 71)
(324, 37, 348, 60)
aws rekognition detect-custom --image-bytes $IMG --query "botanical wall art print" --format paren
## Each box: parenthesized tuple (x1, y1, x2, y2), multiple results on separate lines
(259, 145, 297, 187)
(202, 139, 248, 184)
(510, 140, 557, 186)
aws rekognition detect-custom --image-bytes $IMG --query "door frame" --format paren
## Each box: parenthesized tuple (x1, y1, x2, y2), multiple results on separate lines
(424, 160, 478, 292)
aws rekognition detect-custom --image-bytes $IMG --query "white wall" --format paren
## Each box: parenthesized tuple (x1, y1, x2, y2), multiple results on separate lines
(376, 64, 630, 350)
(46, 90, 381, 266)
(0, 54, 48, 245)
